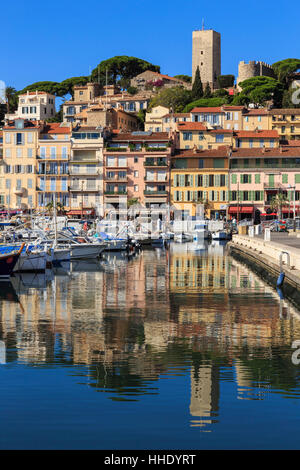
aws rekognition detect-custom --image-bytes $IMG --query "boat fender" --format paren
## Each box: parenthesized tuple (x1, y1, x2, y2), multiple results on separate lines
(277, 271, 285, 288)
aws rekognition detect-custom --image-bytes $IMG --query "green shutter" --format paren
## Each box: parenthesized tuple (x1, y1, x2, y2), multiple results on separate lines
(225, 174, 228, 188)
(203, 190, 208, 201)
(269, 174, 275, 187)
(231, 174, 237, 184)
(295, 174, 300, 184)
(225, 191, 228, 202)
(179, 175, 185, 187)
(240, 174, 243, 184)
(260, 191, 264, 201)
(215, 174, 220, 187)
(282, 174, 288, 184)
(248, 175, 252, 184)
(204, 175, 209, 187)
(190, 175, 194, 187)
(255, 174, 260, 184)
(209, 190, 212, 201)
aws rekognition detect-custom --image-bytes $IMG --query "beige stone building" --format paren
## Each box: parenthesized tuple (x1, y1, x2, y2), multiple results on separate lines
(5, 91, 56, 122)
(192, 28, 221, 89)
(269, 109, 300, 141)
(145, 106, 190, 132)
(130, 71, 189, 91)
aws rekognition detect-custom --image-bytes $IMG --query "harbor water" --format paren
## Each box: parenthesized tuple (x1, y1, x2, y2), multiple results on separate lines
(0, 241, 300, 449)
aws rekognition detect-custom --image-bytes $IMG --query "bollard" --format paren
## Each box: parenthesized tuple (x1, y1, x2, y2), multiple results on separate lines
(264, 228, 271, 241)
(255, 224, 262, 235)
(248, 226, 254, 237)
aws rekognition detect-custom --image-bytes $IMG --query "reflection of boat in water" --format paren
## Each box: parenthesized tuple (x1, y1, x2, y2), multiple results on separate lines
(208, 240, 228, 256)
(11, 272, 50, 292)
(187, 240, 209, 252)
(0, 280, 19, 302)
(52, 261, 71, 276)
(70, 259, 104, 273)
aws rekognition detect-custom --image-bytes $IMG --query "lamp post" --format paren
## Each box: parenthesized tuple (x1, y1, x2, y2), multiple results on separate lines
(288, 184, 296, 230)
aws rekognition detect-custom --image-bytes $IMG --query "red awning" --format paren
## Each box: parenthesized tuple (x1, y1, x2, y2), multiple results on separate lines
(228, 206, 254, 214)
(67, 210, 95, 216)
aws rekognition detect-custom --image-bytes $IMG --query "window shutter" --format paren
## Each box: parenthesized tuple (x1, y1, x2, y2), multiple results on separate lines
(179, 175, 185, 187)
(231, 174, 237, 184)
(295, 174, 300, 184)
(225, 191, 228, 201)
(225, 175, 228, 187)
(215, 174, 220, 187)
(215, 191, 219, 201)
(248, 175, 252, 184)
(208, 190, 212, 201)
(255, 174, 260, 184)
(190, 175, 194, 187)
(203, 190, 207, 201)
(282, 174, 288, 184)
(240, 174, 243, 184)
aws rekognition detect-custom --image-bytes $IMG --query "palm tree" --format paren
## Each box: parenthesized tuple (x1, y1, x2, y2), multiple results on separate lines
(46, 201, 54, 215)
(56, 202, 65, 215)
(5, 86, 18, 114)
(270, 193, 289, 219)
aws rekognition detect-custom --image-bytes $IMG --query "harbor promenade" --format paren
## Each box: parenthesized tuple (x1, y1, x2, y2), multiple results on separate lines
(228, 231, 300, 304)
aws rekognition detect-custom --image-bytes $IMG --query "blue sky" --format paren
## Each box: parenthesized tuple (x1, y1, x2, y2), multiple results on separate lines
(2, 0, 299, 91)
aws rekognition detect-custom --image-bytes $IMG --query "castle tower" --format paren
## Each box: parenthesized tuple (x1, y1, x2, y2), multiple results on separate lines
(192, 28, 221, 90)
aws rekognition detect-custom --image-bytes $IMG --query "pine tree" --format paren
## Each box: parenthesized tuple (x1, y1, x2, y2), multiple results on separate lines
(192, 66, 203, 100)
(204, 82, 212, 98)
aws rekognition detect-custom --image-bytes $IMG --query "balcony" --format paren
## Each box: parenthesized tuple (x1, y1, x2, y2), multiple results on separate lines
(13, 187, 25, 195)
(144, 190, 168, 196)
(144, 160, 168, 167)
(105, 176, 128, 182)
(38, 155, 69, 160)
(104, 191, 127, 196)
(144, 176, 168, 182)
(69, 168, 99, 176)
(263, 182, 286, 190)
(37, 171, 69, 175)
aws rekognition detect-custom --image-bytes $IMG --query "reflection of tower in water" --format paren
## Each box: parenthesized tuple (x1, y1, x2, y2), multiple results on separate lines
(189, 363, 219, 428)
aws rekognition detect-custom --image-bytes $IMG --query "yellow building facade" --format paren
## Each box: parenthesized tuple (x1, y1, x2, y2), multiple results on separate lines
(177, 122, 233, 151)
(171, 149, 229, 218)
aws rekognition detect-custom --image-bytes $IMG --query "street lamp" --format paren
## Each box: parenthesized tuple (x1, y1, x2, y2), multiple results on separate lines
(288, 184, 296, 230)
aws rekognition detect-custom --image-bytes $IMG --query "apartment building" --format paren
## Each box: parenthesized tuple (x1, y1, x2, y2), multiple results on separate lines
(1, 119, 72, 212)
(177, 121, 233, 150)
(5, 91, 56, 122)
(74, 105, 139, 131)
(234, 130, 279, 149)
(228, 146, 300, 220)
(103, 131, 173, 211)
(190, 106, 245, 130)
(242, 109, 269, 131)
(269, 109, 300, 141)
(145, 106, 190, 132)
(68, 126, 104, 217)
(171, 147, 229, 218)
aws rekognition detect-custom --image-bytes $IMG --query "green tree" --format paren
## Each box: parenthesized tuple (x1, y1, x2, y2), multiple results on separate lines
(183, 97, 228, 113)
(127, 86, 138, 95)
(270, 193, 289, 219)
(5, 86, 18, 113)
(91, 56, 160, 86)
(148, 87, 192, 113)
(58, 76, 89, 97)
(235, 76, 284, 107)
(173, 75, 192, 83)
(217, 75, 235, 88)
(18, 81, 61, 96)
(192, 66, 203, 100)
(272, 58, 300, 84)
(203, 82, 212, 98)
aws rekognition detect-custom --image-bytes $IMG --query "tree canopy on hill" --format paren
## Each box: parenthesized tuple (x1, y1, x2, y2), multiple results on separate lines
(18, 77, 89, 97)
(173, 75, 192, 83)
(183, 97, 229, 113)
(91, 56, 160, 88)
(232, 76, 284, 107)
(148, 87, 192, 112)
(272, 58, 300, 83)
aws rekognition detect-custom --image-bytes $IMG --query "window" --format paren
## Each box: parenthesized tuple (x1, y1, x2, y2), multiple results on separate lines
(220, 175, 226, 186)
(134, 157, 138, 163)
(16, 133, 23, 145)
(28, 195, 33, 207)
(27, 148, 33, 157)
(258, 116, 262, 122)
(209, 175, 214, 186)
(22, 107, 29, 114)
(183, 132, 192, 141)
(6, 179, 11, 189)
(27, 179, 33, 189)
(282, 174, 288, 184)
(50, 147, 56, 159)
(249, 139, 253, 148)
(241, 174, 251, 184)
(213, 158, 225, 169)
(270, 139, 275, 148)
(198, 132, 204, 141)
(231, 191, 237, 201)
(5, 133, 11, 144)
(17, 148, 22, 158)
(260, 139, 264, 148)
(198, 159, 204, 169)
(134, 185, 138, 192)
(255, 191, 261, 201)
(134, 171, 139, 177)
(215, 134, 224, 143)
(5, 149, 11, 158)
(40, 147, 46, 159)
(30, 107, 36, 114)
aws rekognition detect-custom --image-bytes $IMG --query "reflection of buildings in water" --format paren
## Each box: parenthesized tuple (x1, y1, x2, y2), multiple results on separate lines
(189, 363, 219, 428)
(144, 321, 178, 350)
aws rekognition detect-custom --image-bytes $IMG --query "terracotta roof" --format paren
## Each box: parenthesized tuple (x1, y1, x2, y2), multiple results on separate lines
(177, 122, 207, 131)
(243, 109, 269, 116)
(283, 140, 300, 147)
(142, 71, 186, 83)
(4, 120, 40, 129)
(173, 147, 229, 158)
(231, 147, 300, 157)
(234, 130, 279, 138)
(190, 107, 223, 113)
(43, 123, 71, 134)
(269, 109, 300, 115)
(222, 106, 245, 111)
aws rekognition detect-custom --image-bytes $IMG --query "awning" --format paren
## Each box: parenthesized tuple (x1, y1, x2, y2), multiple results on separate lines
(261, 213, 277, 216)
(67, 210, 95, 216)
(228, 206, 254, 214)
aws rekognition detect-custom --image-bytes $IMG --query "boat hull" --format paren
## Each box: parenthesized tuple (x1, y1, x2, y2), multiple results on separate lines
(70, 244, 105, 259)
(14, 252, 47, 272)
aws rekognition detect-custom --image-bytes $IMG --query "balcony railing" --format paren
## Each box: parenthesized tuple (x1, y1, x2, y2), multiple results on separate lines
(144, 160, 168, 167)
(104, 191, 127, 195)
(37, 171, 69, 175)
(38, 155, 69, 160)
(144, 190, 167, 195)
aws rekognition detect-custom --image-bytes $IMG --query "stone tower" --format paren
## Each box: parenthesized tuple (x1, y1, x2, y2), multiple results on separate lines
(192, 28, 221, 90)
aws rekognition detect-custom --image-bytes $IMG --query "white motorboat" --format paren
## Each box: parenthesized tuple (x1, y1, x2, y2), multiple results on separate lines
(211, 230, 230, 241)
(174, 233, 193, 243)
(69, 242, 105, 259)
(193, 222, 210, 240)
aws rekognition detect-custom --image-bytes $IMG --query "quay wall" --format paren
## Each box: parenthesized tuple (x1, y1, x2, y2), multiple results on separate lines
(227, 235, 300, 307)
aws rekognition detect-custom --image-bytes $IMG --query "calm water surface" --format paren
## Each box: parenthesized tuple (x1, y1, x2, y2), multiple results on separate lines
(0, 241, 300, 449)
